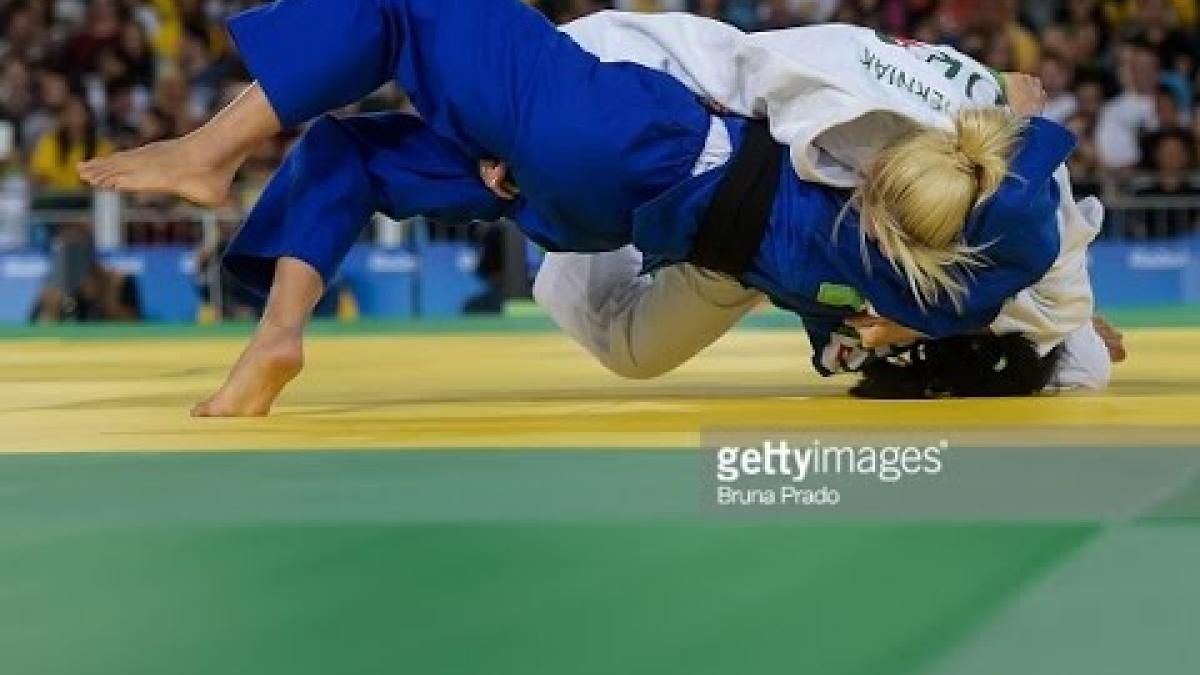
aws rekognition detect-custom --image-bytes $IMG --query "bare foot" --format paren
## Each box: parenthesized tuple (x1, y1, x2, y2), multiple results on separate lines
(192, 324, 304, 417)
(79, 136, 241, 208)
(1093, 315, 1127, 364)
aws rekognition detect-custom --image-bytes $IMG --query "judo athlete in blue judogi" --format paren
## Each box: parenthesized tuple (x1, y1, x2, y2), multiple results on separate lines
(79, 0, 1076, 416)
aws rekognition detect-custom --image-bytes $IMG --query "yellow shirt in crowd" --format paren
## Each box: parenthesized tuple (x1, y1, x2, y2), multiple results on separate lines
(1104, 0, 1197, 29)
(29, 134, 114, 190)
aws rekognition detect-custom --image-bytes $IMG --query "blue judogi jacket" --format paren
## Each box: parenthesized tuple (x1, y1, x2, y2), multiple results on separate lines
(633, 116, 1075, 372)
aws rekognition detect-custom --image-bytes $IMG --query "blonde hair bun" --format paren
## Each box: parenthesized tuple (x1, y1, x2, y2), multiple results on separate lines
(955, 109, 1024, 200)
(856, 107, 1026, 311)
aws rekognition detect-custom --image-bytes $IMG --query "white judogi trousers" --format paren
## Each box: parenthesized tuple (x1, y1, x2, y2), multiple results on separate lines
(534, 246, 1111, 390)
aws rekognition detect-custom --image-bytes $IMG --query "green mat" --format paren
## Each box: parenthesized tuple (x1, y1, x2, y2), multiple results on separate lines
(1, 303, 1196, 341)
(2, 451, 1198, 675)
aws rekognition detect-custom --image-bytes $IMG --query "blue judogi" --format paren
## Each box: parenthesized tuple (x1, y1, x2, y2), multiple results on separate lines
(228, 0, 710, 256)
(634, 115, 1074, 354)
(224, 0, 1074, 349)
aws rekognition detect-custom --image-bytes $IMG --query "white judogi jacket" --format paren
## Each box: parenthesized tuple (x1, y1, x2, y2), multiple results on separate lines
(556, 13, 1108, 387)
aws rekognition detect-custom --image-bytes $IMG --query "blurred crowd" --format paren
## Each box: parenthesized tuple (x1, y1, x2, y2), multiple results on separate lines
(542, 0, 1200, 201)
(1, 0, 1199, 253)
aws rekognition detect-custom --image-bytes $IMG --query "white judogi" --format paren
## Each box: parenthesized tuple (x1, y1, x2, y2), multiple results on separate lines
(537, 13, 1111, 389)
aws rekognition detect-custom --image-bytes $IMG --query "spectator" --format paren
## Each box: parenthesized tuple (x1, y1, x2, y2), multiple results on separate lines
(178, 25, 236, 114)
(0, 1, 52, 63)
(1041, 53, 1079, 123)
(28, 94, 111, 192)
(952, 0, 1041, 73)
(1153, 84, 1192, 133)
(688, 0, 729, 22)
(1131, 131, 1200, 237)
(153, 68, 203, 135)
(1139, 131, 1200, 191)
(1194, 99, 1200, 158)
(0, 120, 31, 249)
(0, 56, 36, 144)
(1065, 112, 1105, 197)
(790, 0, 841, 25)
(1038, 23, 1074, 60)
(117, 20, 157, 89)
(1126, 0, 1197, 81)
(103, 76, 147, 141)
(757, 0, 802, 29)
(19, 67, 72, 152)
(31, 224, 141, 322)
(61, 0, 126, 80)
(1073, 74, 1109, 118)
(1105, 0, 1198, 35)
(27, 94, 107, 192)
(1095, 41, 1161, 169)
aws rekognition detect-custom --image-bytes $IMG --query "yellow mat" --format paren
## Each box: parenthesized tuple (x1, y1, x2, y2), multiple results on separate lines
(1, 327, 1196, 453)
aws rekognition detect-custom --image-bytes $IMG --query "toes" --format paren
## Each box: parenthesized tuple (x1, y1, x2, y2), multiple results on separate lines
(191, 398, 232, 417)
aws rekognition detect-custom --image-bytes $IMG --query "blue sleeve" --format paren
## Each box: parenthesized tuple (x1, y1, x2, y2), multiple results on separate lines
(227, 0, 395, 129)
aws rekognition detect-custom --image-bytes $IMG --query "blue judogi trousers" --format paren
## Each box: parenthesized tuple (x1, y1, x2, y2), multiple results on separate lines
(225, 0, 711, 294)
(226, 112, 513, 295)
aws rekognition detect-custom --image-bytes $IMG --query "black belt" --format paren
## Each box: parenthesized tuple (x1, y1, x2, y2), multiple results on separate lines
(688, 119, 782, 277)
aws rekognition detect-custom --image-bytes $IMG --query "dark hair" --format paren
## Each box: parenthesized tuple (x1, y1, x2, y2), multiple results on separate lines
(1151, 130, 1198, 166)
(55, 96, 98, 165)
(850, 334, 1064, 399)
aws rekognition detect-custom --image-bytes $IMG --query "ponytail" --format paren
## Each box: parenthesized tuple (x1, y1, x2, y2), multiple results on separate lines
(855, 108, 1025, 310)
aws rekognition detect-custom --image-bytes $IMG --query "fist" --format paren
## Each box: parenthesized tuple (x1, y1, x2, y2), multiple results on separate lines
(845, 313, 923, 349)
(479, 159, 519, 200)
(1004, 72, 1047, 117)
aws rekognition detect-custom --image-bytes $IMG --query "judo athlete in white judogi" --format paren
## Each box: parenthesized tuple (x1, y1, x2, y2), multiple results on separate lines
(529, 12, 1118, 394)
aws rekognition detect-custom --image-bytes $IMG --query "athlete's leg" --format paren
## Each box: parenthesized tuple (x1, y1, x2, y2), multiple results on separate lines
(195, 112, 510, 417)
(535, 249, 763, 379)
(74, 0, 581, 199)
(192, 256, 319, 417)
(225, 112, 510, 297)
(80, 83, 280, 207)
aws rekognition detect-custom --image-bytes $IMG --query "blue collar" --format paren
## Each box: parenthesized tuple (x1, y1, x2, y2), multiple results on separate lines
(963, 116, 1077, 248)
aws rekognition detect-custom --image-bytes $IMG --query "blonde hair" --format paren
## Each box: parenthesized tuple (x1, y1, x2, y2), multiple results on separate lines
(856, 108, 1026, 311)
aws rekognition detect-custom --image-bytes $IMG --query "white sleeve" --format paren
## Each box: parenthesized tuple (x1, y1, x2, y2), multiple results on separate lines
(560, 11, 763, 118)
(563, 15, 1006, 188)
(991, 171, 1104, 355)
(533, 249, 764, 379)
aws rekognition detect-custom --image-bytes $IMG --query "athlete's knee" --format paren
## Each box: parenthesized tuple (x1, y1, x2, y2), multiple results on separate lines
(531, 261, 556, 308)
(601, 350, 683, 381)
(604, 363, 673, 380)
